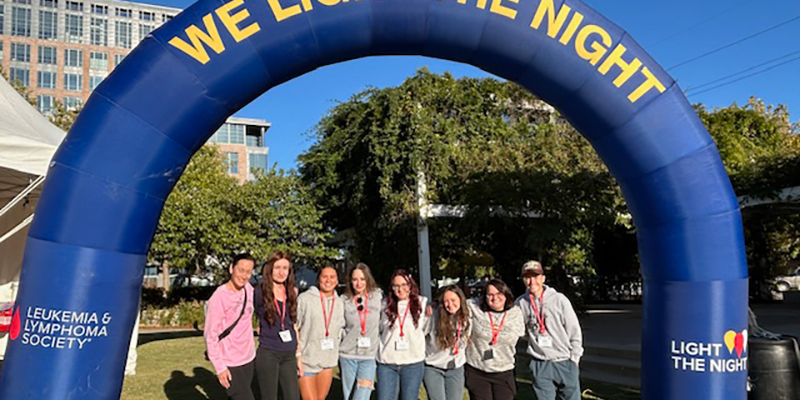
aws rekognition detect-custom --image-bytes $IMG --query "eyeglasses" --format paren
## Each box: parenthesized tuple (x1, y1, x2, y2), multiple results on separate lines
(392, 283, 410, 290)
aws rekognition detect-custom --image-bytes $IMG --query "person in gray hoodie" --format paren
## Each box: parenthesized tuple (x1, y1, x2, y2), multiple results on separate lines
(423, 285, 471, 400)
(514, 260, 583, 400)
(339, 263, 383, 400)
(297, 266, 345, 400)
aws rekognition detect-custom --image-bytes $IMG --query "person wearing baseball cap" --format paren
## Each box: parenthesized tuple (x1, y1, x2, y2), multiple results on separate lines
(515, 260, 583, 400)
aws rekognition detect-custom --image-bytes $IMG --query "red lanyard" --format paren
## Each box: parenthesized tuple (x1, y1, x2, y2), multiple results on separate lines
(320, 292, 335, 337)
(274, 286, 287, 331)
(398, 302, 411, 337)
(453, 320, 463, 354)
(487, 311, 507, 345)
(356, 296, 368, 335)
(529, 290, 546, 334)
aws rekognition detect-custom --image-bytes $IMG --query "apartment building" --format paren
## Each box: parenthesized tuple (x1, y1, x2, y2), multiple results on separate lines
(0, 0, 270, 182)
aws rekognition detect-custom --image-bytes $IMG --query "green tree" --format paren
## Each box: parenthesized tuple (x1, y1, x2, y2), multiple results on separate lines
(149, 146, 335, 287)
(299, 69, 627, 289)
(698, 97, 800, 299)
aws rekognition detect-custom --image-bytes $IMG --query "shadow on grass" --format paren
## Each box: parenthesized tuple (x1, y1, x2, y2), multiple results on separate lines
(138, 330, 205, 347)
(163, 367, 227, 400)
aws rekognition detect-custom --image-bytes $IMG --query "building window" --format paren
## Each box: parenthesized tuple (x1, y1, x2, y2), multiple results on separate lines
(89, 51, 107, 70)
(64, 72, 82, 91)
(39, 0, 57, 8)
(90, 4, 106, 15)
(65, 1, 81, 11)
(65, 14, 83, 43)
(226, 152, 239, 174)
(0, 6, 5, 36)
(37, 94, 54, 115)
(37, 70, 56, 89)
(12, 0, 31, 4)
(38, 45, 56, 64)
(213, 124, 229, 143)
(10, 42, 30, 62)
(138, 23, 154, 42)
(0, 43, 4, 62)
(115, 8, 131, 18)
(161, 14, 173, 22)
(90, 17, 107, 46)
(114, 53, 124, 66)
(89, 74, 104, 91)
(249, 153, 268, 174)
(9, 67, 30, 87)
(38, 10, 57, 40)
(138, 11, 154, 21)
(11, 7, 31, 37)
(63, 96, 82, 111)
(246, 134, 263, 147)
(64, 48, 82, 67)
(115, 21, 131, 49)
(229, 124, 244, 144)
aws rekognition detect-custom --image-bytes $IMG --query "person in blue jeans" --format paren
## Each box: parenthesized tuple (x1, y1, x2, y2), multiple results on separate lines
(376, 270, 428, 400)
(339, 263, 383, 400)
(422, 285, 471, 400)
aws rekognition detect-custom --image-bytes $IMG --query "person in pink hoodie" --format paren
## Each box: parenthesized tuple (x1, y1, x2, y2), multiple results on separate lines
(205, 253, 257, 400)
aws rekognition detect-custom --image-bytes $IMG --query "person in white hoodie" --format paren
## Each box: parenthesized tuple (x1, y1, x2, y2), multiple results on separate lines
(514, 260, 583, 400)
(297, 266, 345, 400)
(377, 269, 428, 400)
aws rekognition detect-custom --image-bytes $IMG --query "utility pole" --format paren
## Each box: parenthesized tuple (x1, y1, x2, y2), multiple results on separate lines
(416, 170, 432, 299)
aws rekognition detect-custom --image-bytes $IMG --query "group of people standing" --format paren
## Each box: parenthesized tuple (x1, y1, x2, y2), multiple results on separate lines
(205, 253, 583, 400)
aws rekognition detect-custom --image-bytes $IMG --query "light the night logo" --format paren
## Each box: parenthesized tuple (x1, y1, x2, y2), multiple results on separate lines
(670, 330, 748, 373)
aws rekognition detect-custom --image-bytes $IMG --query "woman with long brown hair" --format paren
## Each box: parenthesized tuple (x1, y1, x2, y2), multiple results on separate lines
(339, 263, 383, 400)
(377, 269, 428, 400)
(422, 285, 470, 400)
(254, 251, 300, 400)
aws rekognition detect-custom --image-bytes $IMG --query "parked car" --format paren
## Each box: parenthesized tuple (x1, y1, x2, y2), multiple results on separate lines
(775, 267, 800, 292)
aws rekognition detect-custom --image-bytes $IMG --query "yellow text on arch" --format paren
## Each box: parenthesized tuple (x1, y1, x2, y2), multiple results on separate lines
(168, 14, 225, 64)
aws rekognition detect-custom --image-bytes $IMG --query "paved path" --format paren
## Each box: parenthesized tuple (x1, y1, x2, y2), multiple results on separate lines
(581, 303, 800, 349)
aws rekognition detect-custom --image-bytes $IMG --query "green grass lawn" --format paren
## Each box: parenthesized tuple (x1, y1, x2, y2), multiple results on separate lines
(122, 334, 640, 400)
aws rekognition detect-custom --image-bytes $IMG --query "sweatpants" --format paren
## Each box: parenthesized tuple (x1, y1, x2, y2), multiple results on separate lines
(464, 364, 516, 400)
(255, 347, 300, 400)
(227, 361, 255, 400)
(528, 359, 580, 400)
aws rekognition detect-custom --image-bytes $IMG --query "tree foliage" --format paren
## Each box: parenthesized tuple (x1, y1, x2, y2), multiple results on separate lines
(699, 97, 800, 298)
(299, 69, 629, 287)
(149, 146, 335, 281)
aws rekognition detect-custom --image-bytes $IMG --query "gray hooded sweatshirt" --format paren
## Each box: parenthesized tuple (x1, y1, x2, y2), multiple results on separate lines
(297, 286, 346, 373)
(515, 285, 583, 365)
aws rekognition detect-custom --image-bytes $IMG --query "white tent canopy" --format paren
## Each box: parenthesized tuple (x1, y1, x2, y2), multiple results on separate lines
(0, 74, 65, 358)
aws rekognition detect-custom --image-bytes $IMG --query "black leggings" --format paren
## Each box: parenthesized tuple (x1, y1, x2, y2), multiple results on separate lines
(227, 361, 255, 400)
(255, 347, 299, 400)
(464, 364, 516, 400)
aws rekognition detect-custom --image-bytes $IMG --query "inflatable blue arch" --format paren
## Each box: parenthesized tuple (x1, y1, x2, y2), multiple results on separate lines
(0, 0, 748, 398)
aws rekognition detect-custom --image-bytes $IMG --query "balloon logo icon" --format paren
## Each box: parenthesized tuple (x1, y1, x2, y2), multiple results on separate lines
(724, 329, 747, 358)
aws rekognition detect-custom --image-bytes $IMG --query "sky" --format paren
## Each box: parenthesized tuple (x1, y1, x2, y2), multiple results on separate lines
(140, 0, 799, 170)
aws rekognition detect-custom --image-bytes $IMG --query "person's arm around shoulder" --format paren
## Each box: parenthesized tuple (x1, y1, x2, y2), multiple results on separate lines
(560, 294, 583, 365)
(510, 305, 526, 338)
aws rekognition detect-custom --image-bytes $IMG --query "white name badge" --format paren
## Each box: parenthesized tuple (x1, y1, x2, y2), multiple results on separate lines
(537, 336, 553, 348)
(320, 338, 335, 351)
(357, 337, 371, 348)
(279, 330, 293, 343)
(395, 338, 409, 351)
